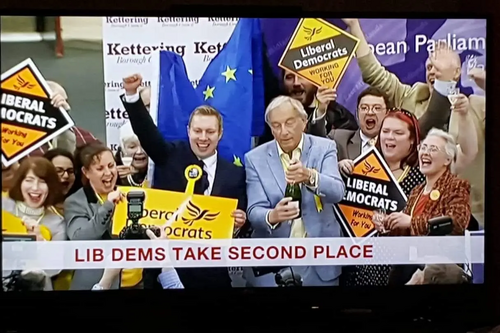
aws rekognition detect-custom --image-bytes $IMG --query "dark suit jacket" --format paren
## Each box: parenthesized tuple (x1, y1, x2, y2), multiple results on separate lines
(328, 88, 453, 162)
(121, 94, 247, 288)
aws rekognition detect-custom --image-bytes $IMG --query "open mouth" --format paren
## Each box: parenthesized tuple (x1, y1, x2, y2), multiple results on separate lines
(134, 156, 147, 163)
(102, 178, 114, 188)
(429, 78, 435, 85)
(61, 181, 70, 188)
(290, 90, 305, 99)
(365, 118, 377, 129)
(27, 193, 43, 203)
(385, 143, 396, 151)
(420, 156, 432, 167)
(197, 143, 210, 151)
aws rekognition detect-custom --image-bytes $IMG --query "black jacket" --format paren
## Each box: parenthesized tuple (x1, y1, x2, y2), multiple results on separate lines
(121, 94, 247, 288)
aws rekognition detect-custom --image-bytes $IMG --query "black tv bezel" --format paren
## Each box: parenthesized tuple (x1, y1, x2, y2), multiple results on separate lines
(1, 3, 498, 329)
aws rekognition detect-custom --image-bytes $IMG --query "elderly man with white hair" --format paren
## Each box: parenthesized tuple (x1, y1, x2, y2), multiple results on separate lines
(244, 95, 345, 287)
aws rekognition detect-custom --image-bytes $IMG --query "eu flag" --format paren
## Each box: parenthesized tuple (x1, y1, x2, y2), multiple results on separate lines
(156, 18, 265, 166)
(157, 51, 202, 143)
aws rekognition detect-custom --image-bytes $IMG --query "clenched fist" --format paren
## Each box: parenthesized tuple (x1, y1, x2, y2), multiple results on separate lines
(122, 74, 143, 95)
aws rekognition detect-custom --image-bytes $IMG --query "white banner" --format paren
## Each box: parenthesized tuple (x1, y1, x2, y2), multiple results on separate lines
(102, 16, 239, 152)
(2, 236, 484, 270)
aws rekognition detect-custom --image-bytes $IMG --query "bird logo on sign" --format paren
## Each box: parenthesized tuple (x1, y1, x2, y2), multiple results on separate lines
(181, 201, 220, 227)
(14, 75, 35, 91)
(303, 26, 322, 41)
(362, 161, 380, 176)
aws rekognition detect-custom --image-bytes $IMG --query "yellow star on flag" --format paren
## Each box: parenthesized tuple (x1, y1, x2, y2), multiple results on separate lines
(221, 66, 237, 83)
(203, 85, 215, 100)
(248, 69, 253, 75)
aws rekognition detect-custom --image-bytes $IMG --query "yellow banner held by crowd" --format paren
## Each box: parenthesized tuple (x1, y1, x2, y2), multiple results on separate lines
(112, 186, 237, 240)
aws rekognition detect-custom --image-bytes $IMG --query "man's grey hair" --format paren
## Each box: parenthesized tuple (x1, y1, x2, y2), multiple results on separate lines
(425, 128, 458, 170)
(265, 95, 308, 124)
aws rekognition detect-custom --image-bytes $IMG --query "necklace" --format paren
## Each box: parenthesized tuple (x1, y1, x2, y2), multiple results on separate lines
(127, 174, 146, 187)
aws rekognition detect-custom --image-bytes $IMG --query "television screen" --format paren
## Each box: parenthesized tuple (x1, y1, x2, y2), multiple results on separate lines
(1, 16, 485, 291)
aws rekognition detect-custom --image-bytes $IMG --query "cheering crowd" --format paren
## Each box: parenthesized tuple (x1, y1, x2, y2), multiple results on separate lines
(2, 18, 485, 290)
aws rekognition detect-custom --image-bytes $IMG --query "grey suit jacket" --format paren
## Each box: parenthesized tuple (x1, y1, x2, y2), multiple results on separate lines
(245, 134, 345, 283)
(64, 185, 119, 290)
(327, 88, 452, 161)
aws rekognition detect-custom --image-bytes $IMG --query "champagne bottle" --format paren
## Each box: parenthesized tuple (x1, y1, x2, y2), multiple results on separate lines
(285, 182, 302, 218)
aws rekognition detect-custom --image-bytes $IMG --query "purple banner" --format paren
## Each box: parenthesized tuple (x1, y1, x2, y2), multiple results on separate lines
(261, 19, 486, 113)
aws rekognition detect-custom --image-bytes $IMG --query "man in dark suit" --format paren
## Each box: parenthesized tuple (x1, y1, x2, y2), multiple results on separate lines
(329, 85, 453, 173)
(120, 74, 247, 289)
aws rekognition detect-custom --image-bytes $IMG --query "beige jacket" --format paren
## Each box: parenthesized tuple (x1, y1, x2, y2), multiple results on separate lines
(357, 52, 485, 225)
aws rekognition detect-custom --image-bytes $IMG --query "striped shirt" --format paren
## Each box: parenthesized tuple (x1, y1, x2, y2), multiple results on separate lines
(157, 268, 184, 289)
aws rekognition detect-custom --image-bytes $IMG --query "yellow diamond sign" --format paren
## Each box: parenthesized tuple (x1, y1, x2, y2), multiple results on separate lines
(278, 18, 360, 89)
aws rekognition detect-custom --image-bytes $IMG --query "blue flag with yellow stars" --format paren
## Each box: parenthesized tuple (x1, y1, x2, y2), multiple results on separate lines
(156, 18, 265, 167)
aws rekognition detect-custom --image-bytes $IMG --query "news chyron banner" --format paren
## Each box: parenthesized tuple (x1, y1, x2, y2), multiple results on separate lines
(0, 59, 74, 167)
(112, 186, 238, 240)
(334, 147, 407, 241)
(278, 18, 359, 89)
(102, 17, 238, 152)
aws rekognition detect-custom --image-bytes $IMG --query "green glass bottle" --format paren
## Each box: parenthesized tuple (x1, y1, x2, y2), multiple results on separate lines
(285, 182, 302, 218)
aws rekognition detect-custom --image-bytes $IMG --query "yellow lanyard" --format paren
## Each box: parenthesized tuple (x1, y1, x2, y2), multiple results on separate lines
(92, 186, 106, 205)
(397, 165, 411, 183)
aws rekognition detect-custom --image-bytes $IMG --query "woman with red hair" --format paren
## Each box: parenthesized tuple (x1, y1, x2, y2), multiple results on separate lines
(348, 109, 425, 286)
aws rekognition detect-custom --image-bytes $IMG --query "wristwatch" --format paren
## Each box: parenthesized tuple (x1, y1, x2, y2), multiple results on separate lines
(308, 169, 317, 187)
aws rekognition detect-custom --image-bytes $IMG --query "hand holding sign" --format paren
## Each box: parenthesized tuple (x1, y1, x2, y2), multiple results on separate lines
(285, 158, 310, 185)
(231, 209, 247, 229)
(123, 74, 143, 95)
(21, 217, 45, 241)
(316, 87, 337, 115)
(51, 93, 70, 111)
(339, 159, 355, 176)
(386, 212, 411, 231)
(269, 197, 300, 224)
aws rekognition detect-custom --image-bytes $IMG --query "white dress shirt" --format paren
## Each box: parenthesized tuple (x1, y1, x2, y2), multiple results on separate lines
(360, 131, 375, 154)
(123, 92, 217, 196)
(200, 152, 217, 196)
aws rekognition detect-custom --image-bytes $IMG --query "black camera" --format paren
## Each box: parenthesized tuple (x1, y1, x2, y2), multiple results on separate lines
(2, 270, 46, 291)
(119, 191, 161, 240)
(275, 267, 303, 287)
(427, 216, 453, 236)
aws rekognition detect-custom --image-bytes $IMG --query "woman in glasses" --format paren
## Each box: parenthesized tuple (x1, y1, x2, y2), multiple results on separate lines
(386, 129, 471, 285)
(44, 149, 78, 210)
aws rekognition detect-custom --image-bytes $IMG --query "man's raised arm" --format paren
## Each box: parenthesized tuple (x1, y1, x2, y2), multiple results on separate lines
(120, 74, 172, 166)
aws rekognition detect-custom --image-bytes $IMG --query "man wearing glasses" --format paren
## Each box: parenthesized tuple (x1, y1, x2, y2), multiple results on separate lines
(330, 86, 452, 175)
